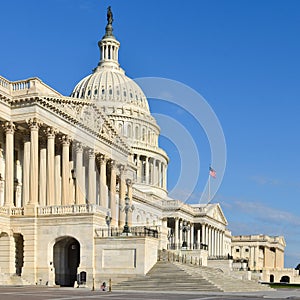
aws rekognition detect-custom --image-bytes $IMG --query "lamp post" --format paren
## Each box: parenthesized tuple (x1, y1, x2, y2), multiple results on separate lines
(122, 195, 134, 235)
(181, 220, 190, 249)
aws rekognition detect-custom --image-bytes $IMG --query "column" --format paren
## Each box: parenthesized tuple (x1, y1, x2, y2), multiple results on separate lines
(54, 149, 61, 205)
(179, 220, 183, 248)
(46, 127, 56, 206)
(22, 135, 30, 206)
(136, 155, 141, 183)
(210, 228, 213, 256)
(3, 122, 15, 207)
(39, 141, 47, 206)
(88, 149, 96, 204)
(205, 225, 209, 247)
(61, 135, 70, 206)
(118, 165, 126, 227)
(99, 154, 107, 207)
(157, 161, 161, 187)
(126, 179, 133, 227)
(201, 224, 205, 245)
(162, 163, 167, 189)
(197, 229, 201, 249)
(75, 142, 84, 205)
(28, 118, 41, 206)
(109, 160, 117, 226)
(254, 246, 259, 270)
(190, 223, 194, 249)
(174, 218, 179, 250)
(145, 157, 149, 184)
(152, 158, 157, 185)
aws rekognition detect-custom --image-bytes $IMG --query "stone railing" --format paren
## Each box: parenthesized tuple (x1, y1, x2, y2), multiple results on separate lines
(158, 249, 205, 266)
(11, 207, 24, 216)
(95, 226, 159, 238)
(37, 204, 107, 216)
(0, 75, 61, 97)
(0, 206, 24, 216)
(0, 76, 10, 90)
(0, 206, 9, 215)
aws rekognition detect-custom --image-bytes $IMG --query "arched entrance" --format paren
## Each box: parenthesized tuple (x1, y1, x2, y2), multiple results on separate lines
(270, 274, 274, 283)
(53, 237, 80, 287)
(280, 275, 290, 283)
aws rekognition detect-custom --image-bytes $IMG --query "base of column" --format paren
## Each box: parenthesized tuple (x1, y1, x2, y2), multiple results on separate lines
(24, 204, 38, 216)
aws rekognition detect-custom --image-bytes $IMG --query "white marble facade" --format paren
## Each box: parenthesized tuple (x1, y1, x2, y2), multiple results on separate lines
(0, 8, 285, 287)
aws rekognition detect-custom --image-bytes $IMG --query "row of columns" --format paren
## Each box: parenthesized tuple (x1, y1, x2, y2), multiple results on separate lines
(201, 224, 225, 257)
(1, 119, 132, 227)
(170, 218, 225, 256)
(135, 154, 167, 189)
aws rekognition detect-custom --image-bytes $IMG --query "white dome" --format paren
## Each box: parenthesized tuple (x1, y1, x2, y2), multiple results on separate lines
(71, 67, 150, 113)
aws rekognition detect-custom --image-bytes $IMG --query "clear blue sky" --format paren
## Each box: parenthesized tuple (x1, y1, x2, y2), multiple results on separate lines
(1, 0, 300, 267)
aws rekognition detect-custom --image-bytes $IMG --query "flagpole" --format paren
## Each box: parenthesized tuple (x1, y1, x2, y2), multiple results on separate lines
(208, 172, 211, 203)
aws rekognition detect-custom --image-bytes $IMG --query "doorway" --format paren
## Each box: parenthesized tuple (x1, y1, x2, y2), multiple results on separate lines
(53, 237, 80, 287)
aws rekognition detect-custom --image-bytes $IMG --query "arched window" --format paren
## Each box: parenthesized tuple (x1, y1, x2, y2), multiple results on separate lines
(142, 128, 146, 141)
(127, 124, 132, 138)
(135, 126, 139, 139)
(118, 123, 123, 135)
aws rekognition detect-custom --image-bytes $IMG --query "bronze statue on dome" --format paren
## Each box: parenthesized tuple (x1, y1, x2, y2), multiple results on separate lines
(107, 6, 113, 25)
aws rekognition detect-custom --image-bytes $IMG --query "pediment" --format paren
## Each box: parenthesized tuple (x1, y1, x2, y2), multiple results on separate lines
(41, 97, 130, 153)
(207, 204, 228, 225)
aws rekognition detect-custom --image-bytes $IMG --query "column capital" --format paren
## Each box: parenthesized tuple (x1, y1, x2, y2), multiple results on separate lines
(88, 149, 95, 159)
(3, 121, 15, 134)
(118, 164, 125, 175)
(74, 142, 83, 153)
(27, 118, 42, 130)
(97, 153, 108, 164)
(46, 127, 57, 138)
(109, 159, 117, 169)
(60, 135, 71, 146)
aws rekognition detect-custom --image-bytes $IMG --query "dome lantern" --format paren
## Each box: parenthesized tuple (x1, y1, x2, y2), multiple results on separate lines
(96, 6, 120, 71)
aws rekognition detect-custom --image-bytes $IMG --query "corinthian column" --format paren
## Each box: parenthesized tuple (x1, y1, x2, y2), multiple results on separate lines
(27, 118, 41, 205)
(99, 154, 107, 207)
(22, 134, 30, 206)
(75, 142, 84, 205)
(118, 165, 126, 227)
(88, 149, 96, 204)
(61, 135, 71, 205)
(3, 121, 15, 207)
(109, 160, 117, 226)
(46, 127, 56, 206)
(39, 140, 47, 206)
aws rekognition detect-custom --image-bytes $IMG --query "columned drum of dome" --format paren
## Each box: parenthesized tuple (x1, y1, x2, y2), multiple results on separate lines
(71, 7, 168, 195)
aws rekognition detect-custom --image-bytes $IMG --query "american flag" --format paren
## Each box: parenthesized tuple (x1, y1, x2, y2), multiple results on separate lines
(209, 166, 216, 178)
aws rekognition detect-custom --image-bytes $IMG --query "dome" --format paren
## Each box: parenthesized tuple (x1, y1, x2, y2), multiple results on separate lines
(70, 7, 150, 114)
(71, 67, 150, 113)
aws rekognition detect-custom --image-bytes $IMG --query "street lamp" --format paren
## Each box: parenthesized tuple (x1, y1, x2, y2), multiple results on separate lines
(181, 220, 190, 249)
(122, 195, 134, 235)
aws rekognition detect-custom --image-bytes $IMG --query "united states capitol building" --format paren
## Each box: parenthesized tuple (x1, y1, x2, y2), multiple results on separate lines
(0, 8, 293, 288)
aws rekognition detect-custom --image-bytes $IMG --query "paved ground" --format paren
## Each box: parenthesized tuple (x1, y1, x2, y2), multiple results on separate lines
(0, 286, 300, 300)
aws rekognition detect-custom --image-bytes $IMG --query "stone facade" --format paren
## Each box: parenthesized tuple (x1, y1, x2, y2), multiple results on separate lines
(0, 8, 291, 287)
(231, 234, 285, 271)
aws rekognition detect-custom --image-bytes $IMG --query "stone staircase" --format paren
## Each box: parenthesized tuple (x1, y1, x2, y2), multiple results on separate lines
(114, 261, 222, 292)
(173, 262, 272, 292)
(114, 260, 272, 292)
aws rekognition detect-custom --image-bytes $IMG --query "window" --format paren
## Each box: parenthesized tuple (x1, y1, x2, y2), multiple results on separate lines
(236, 248, 240, 252)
